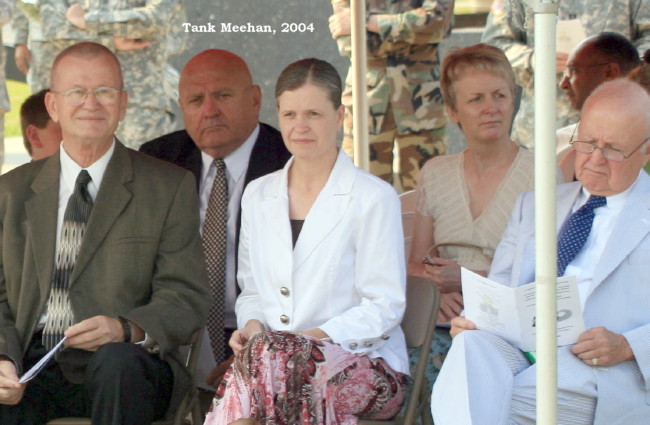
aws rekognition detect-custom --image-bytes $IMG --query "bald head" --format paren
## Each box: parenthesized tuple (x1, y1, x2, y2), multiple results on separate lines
(178, 49, 261, 158)
(180, 49, 253, 90)
(583, 79, 650, 127)
(575, 79, 650, 196)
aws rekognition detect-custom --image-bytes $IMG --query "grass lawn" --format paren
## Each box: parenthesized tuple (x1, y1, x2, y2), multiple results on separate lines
(5, 80, 31, 138)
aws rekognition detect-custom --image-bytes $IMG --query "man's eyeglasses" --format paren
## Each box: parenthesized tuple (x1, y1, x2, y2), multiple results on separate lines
(562, 62, 610, 80)
(51, 87, 123, 106)
(570, 136, 650, 162)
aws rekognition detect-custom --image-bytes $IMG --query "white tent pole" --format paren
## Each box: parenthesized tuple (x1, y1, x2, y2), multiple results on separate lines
(350, 0, 369, 170)
(532, 0, 559, 423)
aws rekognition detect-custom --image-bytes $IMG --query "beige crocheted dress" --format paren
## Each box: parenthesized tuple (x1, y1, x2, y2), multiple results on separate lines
(415, 148, 535, 272)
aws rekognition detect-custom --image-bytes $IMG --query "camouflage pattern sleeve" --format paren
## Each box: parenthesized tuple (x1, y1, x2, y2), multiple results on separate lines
(39, 0, 95, 41)
(11, 7, 29, 46)
(634, 0, 650, 54)
(0, 0, 14, 25)
(481, 0, 534, 74)
(374, 0, 454, 45)
(0, 0, 13, 114)
(84, 0, 176, 40)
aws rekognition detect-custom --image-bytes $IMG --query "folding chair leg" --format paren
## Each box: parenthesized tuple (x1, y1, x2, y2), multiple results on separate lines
(191, 399, 204, 424)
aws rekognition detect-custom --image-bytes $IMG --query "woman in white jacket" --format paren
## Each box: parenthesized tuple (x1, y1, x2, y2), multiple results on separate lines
(204, 58, 409, 425)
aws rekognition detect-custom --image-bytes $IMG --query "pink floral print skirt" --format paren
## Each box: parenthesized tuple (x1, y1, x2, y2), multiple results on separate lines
(204, 331, 407, 425)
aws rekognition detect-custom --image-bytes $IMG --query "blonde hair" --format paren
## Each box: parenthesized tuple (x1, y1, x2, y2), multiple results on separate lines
(441, 43, 516, 111)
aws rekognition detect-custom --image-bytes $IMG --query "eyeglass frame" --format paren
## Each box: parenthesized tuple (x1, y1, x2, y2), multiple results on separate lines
(569, 135, 650, 162)
(50, 87, 124, 106)
(562, 62, 611, 80)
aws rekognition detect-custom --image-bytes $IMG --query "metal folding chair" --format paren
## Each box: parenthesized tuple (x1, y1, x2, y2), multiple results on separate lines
(359, 276, 441, 425)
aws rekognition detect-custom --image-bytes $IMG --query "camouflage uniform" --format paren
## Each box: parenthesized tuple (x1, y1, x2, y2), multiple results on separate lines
(0, 0, 15, 171)
(11, 6, 53, 92)
(161, 0, 187, 126)
(482, 0, 650, 149)
(40, 0, 178, 149)
(335, 0, 454, 191)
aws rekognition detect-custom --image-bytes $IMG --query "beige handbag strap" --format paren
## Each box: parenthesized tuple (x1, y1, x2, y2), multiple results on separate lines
(424, 242, 493, 264)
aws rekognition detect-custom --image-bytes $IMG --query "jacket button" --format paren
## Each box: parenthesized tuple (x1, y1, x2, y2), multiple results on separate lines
(280, 287, 290, 296)
(280, 315, 289, 324)
(364, 341, 373, 348)
(349, 342, 358, 350)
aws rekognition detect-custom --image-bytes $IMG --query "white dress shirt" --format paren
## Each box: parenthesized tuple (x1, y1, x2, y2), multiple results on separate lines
(198, 125, 257, 329)
(196, 125, 258, 389)
(565, 176, 635, 308)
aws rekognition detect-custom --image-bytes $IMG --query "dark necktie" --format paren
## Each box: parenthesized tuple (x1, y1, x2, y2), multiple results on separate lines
(43, 170, 93, 350)
(203, 159, 228, 363)
(557, 194, 607, 276)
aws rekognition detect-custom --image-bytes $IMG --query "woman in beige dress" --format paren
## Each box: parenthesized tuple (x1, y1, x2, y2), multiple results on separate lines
(408, 43, 536, 384)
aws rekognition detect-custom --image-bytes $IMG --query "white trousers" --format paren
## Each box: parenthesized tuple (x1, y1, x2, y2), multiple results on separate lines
(431, 330, 598, 425)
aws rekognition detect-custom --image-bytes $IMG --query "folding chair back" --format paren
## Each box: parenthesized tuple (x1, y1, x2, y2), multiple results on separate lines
(399, 190, 416, 260)
(359, 275, 440, 425)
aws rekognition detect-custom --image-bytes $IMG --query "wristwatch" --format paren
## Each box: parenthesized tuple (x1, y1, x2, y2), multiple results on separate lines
(117, 316, 132, 343)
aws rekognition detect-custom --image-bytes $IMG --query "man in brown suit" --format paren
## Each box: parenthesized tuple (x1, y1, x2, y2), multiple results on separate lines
(0, 42, 209, 425)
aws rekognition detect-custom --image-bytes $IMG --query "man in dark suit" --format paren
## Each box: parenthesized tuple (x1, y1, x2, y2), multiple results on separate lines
(140, 49, 290, 391)
(0, 42, 209, 425)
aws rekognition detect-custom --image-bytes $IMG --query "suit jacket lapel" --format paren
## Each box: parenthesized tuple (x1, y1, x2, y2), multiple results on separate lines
(175, 133, 202, 192)
(236, 124, 290, 266)
(292, 151, 354, 271)
(556, 183, 581, 233)
(516, 182, 581, 286)
(244, 123, 288, 187)
(70, 143, 134, 283)
(257, 164, 293, 266)
(26, 155, 60, 299)
(591, 174, 650, 288)
(159, 131, 202, 191)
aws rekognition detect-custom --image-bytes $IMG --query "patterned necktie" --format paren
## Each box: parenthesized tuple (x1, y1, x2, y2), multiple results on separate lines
(203, 159, 228, 363)
(557, 194, 607, 276)
(43, 170, 93, 350)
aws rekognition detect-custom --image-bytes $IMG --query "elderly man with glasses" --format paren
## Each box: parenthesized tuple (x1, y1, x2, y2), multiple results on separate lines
(432, 78, 650, 425)
(556, 32, 641, 180)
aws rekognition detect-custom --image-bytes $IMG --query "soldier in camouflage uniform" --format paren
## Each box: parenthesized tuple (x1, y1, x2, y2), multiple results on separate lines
(11, 4, 54, 93)
(0, 0, 15, 171)
(40, 0, 178, 149)
(329, 0, 454, 191)
(482, 0, 650, 149)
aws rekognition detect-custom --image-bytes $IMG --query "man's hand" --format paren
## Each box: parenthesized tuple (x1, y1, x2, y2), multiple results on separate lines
(450, 316, 476, 338)
(0, 360, 24, 405)
(571, 326, 634, 367)
(438, 292, 463, 323)
(114, 37, 150, 51)
(229, 320, 265, 355)
(66, 4, 87, 29)
(423, 257, 462, 293)
(205, 355, 234, 388)
(64, 315, 127, 351)
(15, 44, 31, 75)
(328, 6, 351, 38)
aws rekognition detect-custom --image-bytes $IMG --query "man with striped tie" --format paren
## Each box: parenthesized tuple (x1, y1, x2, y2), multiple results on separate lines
(0, 42, 209, 425)
(432, 78, 650, 424)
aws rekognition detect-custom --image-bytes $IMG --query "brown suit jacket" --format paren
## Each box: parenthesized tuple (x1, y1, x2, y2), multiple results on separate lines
(0, 142, 209, 413)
